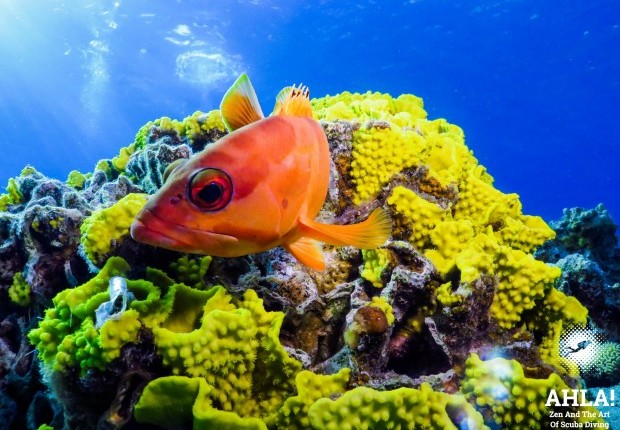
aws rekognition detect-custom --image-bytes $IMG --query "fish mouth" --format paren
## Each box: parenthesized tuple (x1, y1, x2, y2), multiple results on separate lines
(130, 207, 238, 255)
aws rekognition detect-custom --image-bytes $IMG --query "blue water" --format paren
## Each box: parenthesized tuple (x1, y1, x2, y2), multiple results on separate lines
(1, 0, 618, 223)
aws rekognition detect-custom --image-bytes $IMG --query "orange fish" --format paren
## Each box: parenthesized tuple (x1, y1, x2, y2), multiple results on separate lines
(130, 74, 391, 270)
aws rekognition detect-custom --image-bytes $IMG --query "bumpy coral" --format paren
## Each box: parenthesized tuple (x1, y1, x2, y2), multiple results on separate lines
(461, 354, 604, 429)
(2, 89, 610, 429)
(79, 193, 148, 265)
(360, 248, 392, 288)
(27, 258, 144, 373)
(150, 286, 301, 419)
(309, 383, 486, 430)
(8, 272, 31, 306)
(168, 255, 213, 289)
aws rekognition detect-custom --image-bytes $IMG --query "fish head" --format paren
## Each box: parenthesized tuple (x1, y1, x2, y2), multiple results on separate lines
(130, 128, 292, 257)
(130, 154, 239, 256)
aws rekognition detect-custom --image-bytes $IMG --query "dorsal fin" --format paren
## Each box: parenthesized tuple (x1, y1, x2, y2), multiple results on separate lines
(272, 85, 293, 114)
(220, 73, 265, 131)
(273, 84, 313, 118)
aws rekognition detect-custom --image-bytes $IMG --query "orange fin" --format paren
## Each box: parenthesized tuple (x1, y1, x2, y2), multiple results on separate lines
(220, 73, 265, 131)
(273, 84, 313, 118)
(299, 208, 391, 249)
(284, 236, 325, 271)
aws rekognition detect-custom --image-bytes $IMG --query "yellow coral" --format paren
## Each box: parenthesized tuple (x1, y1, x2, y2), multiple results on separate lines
(387, 186, 448, 249)
(436, 282, 462, 307)
(461, 354, 602, 429)
(368, 296, 395, 325)
(153, 287, 301, 418)
(311, 91, 426, 126)
(111, 143, 136, 171)
(269, 369, 351, 430)
(80, 193, 148, 265)
(154, 110, 226, 144)
(425, 219, 475, 276)
(309, 383, 487, 430)
(312, 90, 581, 351)
(360, 248, 391, 288)
(350, 125, 424, 203)
(8, 272, 31, 306)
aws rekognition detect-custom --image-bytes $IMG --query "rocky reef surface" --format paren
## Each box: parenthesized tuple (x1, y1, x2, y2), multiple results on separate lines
(0, 94, 618, 429)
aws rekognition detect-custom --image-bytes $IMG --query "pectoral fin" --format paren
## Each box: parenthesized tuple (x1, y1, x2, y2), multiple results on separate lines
(220, 73, 265, 131)
(298, 208, 392, 249)
(283, 236, 325, 271)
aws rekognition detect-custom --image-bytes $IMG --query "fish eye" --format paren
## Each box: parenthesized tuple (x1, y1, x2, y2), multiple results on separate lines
(188, 168, 233, 211)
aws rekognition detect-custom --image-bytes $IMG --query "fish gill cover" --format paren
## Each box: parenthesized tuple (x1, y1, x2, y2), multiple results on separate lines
(1, 86, 619, 429)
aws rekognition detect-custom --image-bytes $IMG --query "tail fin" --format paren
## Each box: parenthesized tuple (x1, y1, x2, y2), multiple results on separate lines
(298, 208, 391, 249)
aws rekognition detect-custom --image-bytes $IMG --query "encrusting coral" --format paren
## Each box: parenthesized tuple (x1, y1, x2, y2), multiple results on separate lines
(79, 193, 148, 266)
(0, 87, 613, 429)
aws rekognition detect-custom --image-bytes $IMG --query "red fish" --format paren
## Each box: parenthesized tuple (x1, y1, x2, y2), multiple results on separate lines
(130, 74, 391, 270)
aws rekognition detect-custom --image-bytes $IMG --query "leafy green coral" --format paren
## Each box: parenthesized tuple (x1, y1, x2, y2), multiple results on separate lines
(66, 170, 88, 189)
(28, 257, 167, 374)
(309, 384, 487, 430)
(79, 193, 148, 265)
(143, 286, 302, 423)
(0, 177, 24, 211)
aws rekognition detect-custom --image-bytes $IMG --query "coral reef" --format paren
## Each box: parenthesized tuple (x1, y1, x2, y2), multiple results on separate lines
(537, 204, 620, 388)
(0, 90, 613, 429)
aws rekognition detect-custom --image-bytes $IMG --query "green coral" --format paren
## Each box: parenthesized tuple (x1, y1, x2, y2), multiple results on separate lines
(152, 110, 226, 145)
(28, 257, 165, 374)
(8, 272, 31, 306)
(0, 177, 24, 210)
(586, 342, 620, 381)
(150, 287, 301, 419)
(269, 369, 351, 430)
(169, 255, 212, 289)
(66, 170, 88, 189)
(360, 248, 391, 288)
(309, 383, 487, 430)
(461, 354, 603, 429)
(80, 193, 148, 265)
(111, 143, 136, 171)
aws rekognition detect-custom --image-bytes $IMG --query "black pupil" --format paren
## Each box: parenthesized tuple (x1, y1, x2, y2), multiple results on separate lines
(198, 182, 222, 204)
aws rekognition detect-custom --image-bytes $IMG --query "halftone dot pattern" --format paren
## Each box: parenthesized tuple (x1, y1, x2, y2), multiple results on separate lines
(560, 325, 607, 377)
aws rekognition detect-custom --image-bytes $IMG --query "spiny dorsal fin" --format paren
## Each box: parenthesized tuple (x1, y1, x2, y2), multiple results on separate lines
(273, 84, 313, 118)
(273, 85, 293, 114)
(220, 73, 265, 131)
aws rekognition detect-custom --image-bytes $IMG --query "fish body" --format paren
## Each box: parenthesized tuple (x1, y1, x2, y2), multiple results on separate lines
(131, 74, 390, 270)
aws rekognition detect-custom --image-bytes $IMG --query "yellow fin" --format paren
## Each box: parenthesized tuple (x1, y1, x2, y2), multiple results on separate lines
(299, 208, 391, 249)
(283, 236, 325, 271)
(220, 73, 265, 131)
(272, 85, 293, 114)
(273, 84, 313, 118)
